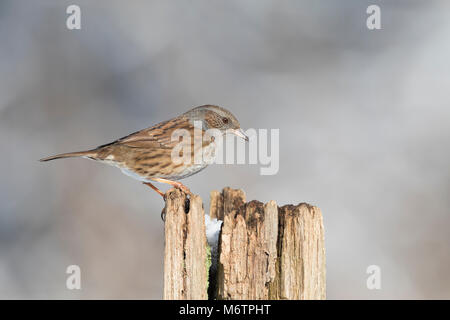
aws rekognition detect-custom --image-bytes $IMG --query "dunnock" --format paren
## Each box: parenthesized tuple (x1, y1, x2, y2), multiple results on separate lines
(40, 105, 248, 197)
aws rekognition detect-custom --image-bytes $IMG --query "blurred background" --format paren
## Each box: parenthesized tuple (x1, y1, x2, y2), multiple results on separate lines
(1, 0, 449, 299)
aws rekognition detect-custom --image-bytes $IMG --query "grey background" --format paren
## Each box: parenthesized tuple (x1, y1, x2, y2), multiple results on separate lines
(1, 0, 449, 299)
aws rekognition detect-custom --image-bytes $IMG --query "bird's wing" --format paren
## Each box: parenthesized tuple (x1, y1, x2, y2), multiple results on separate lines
(97, 116, 194, 149)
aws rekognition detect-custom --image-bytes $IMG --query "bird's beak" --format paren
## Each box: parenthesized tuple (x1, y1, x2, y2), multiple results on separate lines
(232, 128, 249, 141)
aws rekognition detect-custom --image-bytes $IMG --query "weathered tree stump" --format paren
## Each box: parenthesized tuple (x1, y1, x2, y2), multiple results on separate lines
(162, 187, 326, 300)
(163, 189, 208, 299)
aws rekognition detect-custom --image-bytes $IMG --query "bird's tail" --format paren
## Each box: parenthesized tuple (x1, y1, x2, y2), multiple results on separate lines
(39, 150, 97, 162)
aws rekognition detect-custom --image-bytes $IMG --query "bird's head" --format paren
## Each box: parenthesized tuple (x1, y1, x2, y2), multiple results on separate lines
(184, 105, 248, 141)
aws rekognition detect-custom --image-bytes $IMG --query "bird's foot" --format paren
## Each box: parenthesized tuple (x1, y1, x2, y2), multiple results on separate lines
(151, 178, 192, 196)
(172, 182, 192, 196)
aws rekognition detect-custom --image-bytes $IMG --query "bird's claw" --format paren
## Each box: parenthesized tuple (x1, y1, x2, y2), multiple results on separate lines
(161, 207, 166, 222)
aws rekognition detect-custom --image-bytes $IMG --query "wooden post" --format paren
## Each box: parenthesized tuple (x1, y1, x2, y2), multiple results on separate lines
(163, 188, 208, 299)
(163, 187, 326, 300)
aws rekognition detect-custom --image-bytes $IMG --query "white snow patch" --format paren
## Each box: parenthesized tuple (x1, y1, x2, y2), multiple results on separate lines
(205, 214, 222, 250)
(205, 215, 223, 275)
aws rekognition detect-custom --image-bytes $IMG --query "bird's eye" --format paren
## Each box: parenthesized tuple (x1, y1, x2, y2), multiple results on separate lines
(222, 117, 229, 124)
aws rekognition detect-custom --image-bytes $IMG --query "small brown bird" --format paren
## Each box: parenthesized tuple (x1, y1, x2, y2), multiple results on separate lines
(40, 105, 248, 197)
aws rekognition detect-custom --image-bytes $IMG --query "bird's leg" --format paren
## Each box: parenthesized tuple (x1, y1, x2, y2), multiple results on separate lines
(142, 182, 166, 221)
(151, 178, 192, 195)
(143, 182, 165, 198)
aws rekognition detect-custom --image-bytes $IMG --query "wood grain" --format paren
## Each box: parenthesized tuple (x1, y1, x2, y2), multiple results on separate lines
(163, 188, 207, 299)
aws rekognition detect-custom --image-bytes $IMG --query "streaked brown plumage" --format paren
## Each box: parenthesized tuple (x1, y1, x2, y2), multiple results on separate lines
(40, 105, 248, 197)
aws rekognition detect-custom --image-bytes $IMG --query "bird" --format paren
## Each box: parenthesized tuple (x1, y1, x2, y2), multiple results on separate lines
(40, 105, 248, 198)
